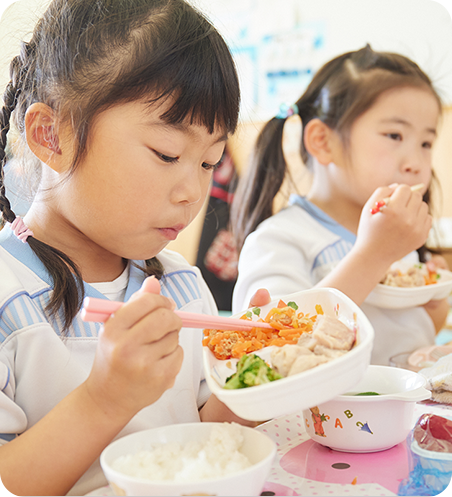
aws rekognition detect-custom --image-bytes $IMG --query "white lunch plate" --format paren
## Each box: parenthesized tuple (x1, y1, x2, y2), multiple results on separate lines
(202, 288, 374, 421)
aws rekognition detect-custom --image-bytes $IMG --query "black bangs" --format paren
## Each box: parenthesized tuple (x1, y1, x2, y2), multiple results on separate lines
(158, 34, 240, 135)
(104, 3, 240, 136)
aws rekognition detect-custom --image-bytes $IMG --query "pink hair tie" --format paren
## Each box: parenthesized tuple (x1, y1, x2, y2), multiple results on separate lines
(9, 216, 34, 243)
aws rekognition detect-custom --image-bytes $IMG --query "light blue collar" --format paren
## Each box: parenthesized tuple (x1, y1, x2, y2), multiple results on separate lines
(0, 226, 145, 301)
(289, 194, 357, 244)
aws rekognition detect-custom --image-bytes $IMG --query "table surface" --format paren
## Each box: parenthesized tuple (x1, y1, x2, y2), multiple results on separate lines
(255, 401, 452, 497)
(88, 401, 452, 497)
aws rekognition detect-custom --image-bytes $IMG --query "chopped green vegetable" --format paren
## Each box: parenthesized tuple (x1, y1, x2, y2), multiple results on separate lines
(224, 354, 282, 389)
(252, 307, 261, 316)
(245, 310, 252, 319)
(355, 391, 380, 396)
(287, 301, 299, 311)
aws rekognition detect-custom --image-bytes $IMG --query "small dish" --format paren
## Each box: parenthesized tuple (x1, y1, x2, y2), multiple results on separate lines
(365, 261, 452, 309)
(389, 351, 423, 372)
(302, 365, 431, 453)
(202, 288, 374, 421)
(408, 345, 452, 370)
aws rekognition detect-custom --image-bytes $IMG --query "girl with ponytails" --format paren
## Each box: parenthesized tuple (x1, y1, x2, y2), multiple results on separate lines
(232, 45, 449, 366)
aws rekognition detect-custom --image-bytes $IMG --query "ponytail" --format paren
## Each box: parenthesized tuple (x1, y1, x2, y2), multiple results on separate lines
(231, 117, 288, 252)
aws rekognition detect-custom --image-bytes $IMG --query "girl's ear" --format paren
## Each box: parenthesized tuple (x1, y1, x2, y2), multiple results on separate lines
(303, 118, 336, 166)
(25, 102, 65, 171)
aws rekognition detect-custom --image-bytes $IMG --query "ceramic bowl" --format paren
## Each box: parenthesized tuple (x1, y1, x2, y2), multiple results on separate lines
(365, 260, 452, 309)
(203, 288, 374, 421)
(100, 422, 276, 496)
(302, 365, 431, 453)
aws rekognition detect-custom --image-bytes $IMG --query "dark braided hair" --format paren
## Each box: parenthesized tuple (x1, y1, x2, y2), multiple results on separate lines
(0, 0, 240, 331)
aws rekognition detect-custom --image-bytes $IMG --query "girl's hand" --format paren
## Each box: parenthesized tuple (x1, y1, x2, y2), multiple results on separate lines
(320, 184, 432, 305)
(355, 184, 432, 269)
(427, 254, 449, 272)
(84, 278, 184, 423)
(248, 288, 271, 308)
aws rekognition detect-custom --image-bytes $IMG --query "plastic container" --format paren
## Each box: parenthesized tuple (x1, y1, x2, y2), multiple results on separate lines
(302, 365, 431, 452)
(399, 419, 452, 496)
(203, 288, 374, 421)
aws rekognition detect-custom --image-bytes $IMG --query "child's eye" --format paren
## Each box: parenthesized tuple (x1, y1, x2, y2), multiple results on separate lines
(422, 141, 432, 149)
(155, 151, 179, 163)
(386, 133, 402, 141)
(202, 155, 224, 171)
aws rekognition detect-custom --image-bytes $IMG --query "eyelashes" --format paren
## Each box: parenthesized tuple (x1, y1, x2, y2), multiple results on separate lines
(156, 152, 178, 164)
(154, 151, 224, 171)
(203, 155, 224, 171)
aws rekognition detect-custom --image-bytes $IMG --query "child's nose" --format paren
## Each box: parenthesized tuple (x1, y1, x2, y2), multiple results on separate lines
(174, 171, 203, 206)
(402, 151, 426, 174)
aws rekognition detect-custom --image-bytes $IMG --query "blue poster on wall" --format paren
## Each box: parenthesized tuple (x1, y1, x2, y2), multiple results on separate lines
(231, 21, 326, 121)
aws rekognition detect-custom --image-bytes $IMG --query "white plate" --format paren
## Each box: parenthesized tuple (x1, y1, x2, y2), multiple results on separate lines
(365, 261, 452, 309)
(202, 288, 374, 421)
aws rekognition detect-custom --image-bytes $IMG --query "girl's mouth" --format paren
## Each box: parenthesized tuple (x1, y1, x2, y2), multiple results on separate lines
(157, 224, 185, 240)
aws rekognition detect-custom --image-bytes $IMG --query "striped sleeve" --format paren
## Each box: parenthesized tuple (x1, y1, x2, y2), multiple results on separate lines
(0, 293, 48, 343)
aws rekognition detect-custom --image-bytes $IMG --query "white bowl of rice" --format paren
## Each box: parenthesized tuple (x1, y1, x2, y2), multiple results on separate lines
(100, 422, 276, 496)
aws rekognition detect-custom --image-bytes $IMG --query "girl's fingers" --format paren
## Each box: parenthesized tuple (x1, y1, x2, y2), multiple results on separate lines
(138, 275, 161, 295)
(128, 307, 182, 344)
(143, 330, 181, 360)
(155, 345, 185, 386)
(105, 292, 174, 330)
(249, 288, 271, 308)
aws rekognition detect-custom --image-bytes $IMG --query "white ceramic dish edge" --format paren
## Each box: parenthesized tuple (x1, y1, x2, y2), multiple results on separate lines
(302, 365, 431, 453)
(203, 288, 374, 421)
(100, 423, 277, 497)
(365, 266, 452, 309)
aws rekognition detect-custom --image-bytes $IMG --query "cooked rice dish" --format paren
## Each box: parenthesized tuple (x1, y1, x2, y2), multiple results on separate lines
(381, 264, 438, 288)
(111, 423, 251, 482)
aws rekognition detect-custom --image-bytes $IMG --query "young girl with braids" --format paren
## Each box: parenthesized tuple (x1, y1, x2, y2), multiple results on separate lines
(0, 1, 272, 495)
(232, 45, 449, 366)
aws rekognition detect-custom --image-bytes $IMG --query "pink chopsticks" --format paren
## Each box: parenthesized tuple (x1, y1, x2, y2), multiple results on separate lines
(81, 297, 274, 332)
(370, 183, 424, 215)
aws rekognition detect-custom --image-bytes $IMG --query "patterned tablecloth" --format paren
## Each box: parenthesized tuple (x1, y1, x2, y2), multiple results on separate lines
(256, 401, 452, 497)
(88, 401, 452, 497)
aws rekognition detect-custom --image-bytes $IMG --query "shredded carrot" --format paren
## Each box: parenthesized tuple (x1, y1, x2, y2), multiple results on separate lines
(203, 300, 322, 360)
(425, 269, 439, 285)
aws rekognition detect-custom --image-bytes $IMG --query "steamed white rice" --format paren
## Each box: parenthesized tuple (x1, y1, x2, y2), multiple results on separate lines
(112, 423, 252, 482)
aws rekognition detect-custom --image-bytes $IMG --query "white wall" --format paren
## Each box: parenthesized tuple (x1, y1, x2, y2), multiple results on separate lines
(1, 0, 452, 115)
(0, 0, 51, 95)
(192, 0, 452, 120)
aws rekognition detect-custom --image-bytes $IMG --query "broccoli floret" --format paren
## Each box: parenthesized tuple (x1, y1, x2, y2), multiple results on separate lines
(224, 354, 282, 389)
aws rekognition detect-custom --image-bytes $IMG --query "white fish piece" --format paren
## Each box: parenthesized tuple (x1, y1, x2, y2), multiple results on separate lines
(311, 314, 355, 350)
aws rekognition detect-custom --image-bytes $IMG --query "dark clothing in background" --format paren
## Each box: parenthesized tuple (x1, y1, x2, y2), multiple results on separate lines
(196, 149, 238, 311)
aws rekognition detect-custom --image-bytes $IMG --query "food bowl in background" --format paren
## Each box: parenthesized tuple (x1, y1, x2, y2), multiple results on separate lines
(203, 288, 374, 421)
(100, 422, 276, 496)
(302, 365, 431, 453)
(389, 351, 423, 372)
(389, 345, 452, 373)
(365, 260, 452, 309)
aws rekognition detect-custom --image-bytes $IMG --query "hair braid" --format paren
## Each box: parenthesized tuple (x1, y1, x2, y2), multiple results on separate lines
(0, 53, 24, 225)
